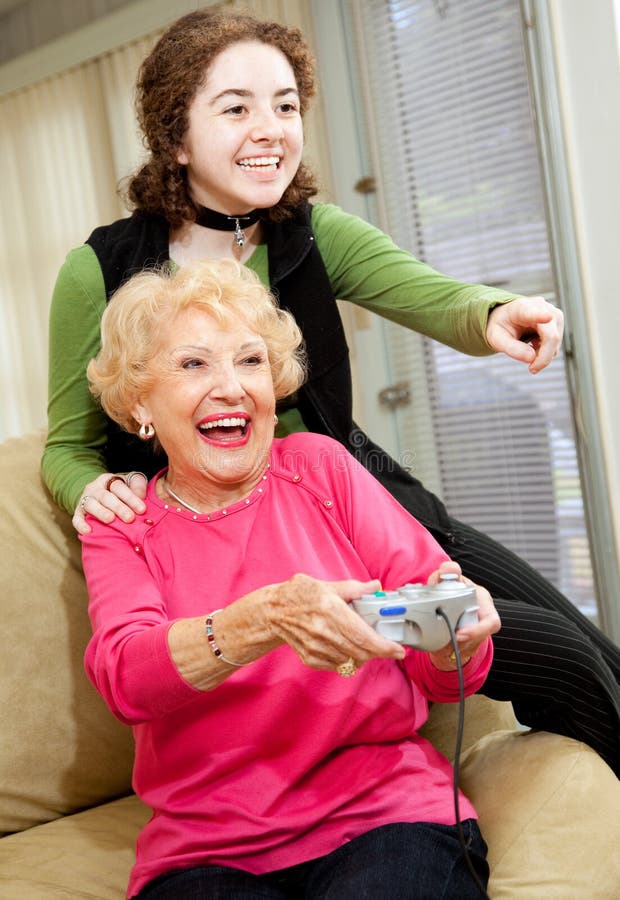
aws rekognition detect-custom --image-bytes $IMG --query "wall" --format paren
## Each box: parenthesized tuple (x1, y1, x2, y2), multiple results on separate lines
(0, 0, 202, 91)
(548, 0, 620, 602)
(0, 0, 134, 65)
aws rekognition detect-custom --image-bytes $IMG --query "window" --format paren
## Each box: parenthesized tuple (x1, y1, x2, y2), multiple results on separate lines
(341, 0, 597, 617)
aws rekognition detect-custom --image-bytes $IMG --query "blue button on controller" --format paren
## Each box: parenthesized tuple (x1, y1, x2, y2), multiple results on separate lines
(379, 605, 407, 617)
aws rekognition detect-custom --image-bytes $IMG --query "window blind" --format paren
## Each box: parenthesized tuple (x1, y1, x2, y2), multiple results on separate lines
(345, 0, 596, 617)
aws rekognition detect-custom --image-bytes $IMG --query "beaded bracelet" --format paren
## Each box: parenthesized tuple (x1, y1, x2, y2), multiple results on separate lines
(205, 609, 245, 667)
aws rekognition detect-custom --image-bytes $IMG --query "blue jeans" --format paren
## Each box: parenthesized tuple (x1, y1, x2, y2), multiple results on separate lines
(135, 820, 489, 899)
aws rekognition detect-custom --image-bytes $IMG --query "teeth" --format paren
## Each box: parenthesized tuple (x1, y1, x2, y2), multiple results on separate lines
(199, 417, 246, 430)
(237, 156, 279, 169)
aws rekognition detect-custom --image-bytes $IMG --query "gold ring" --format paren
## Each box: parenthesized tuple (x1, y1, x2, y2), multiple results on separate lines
(449, 651, 457, 661)
(336, 657, 357, 678)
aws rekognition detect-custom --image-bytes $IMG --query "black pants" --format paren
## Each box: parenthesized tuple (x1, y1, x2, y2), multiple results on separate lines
(436, 517, 620, 776)
(135, 821, 489, 899)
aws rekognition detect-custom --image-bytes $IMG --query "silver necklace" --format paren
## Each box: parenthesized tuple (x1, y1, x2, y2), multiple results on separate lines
(162, 478, 203, 515)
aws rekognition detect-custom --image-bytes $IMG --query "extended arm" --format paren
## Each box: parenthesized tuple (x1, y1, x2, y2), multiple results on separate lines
(167, 574, 405, 691)
(81, 518, 405, 724)
(313, 203, 561, 371)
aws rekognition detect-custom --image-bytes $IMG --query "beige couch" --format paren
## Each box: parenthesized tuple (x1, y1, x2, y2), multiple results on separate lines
(1, 431, 619, 899)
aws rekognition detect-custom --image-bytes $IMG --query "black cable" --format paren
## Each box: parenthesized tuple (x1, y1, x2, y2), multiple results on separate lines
(436, 607, 490, 900)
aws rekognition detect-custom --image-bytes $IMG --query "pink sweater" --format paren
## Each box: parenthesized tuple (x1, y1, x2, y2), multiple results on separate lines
(82, 434, 492, 897)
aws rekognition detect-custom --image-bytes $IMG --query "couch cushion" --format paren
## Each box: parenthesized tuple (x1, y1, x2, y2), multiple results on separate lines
(0, 793, 150, 898)
(460, 730, 620, 898)
(0, 431, 134, 835)
(420, 694, 517, 761)
(3, 734, 617, 900)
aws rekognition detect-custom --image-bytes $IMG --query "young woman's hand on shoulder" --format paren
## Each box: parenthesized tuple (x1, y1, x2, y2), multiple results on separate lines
(73, 471, 148, 534)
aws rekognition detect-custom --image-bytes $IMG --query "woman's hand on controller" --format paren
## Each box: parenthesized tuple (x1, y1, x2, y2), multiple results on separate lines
(427, 560, 501, 671)
(260, 574, 406, 673)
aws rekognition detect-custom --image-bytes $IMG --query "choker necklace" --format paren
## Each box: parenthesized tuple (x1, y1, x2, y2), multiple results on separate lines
(162, 478, 203, 515)
(194, 205, 263, 248)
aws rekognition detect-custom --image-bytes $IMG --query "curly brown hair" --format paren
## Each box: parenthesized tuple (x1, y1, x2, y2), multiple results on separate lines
(125, 8, 318, 227)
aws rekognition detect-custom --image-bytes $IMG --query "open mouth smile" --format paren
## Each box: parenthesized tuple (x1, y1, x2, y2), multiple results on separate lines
(237, 156, 280, 172)
(197, 415, 250, 446)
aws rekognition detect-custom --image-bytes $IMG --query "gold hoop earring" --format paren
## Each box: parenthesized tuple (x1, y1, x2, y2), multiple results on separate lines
(139, 422, 155, 441)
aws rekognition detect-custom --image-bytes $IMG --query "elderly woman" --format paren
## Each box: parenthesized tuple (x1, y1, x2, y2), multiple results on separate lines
(82, 259, 497, 900)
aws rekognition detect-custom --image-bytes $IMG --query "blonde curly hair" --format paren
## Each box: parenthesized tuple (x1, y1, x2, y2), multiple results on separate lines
(88, 259, 306, 433)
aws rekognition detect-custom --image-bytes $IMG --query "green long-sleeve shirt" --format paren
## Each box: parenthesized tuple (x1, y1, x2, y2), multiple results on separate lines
(43, 202, 515, 515)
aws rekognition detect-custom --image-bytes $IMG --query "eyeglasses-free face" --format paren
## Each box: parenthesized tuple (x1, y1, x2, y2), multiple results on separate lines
(176, 40, 304, 216)
(134, 306, 277, 512)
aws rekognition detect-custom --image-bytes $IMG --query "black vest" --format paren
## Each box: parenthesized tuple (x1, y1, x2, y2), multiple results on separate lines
(86, 206, 450, 533)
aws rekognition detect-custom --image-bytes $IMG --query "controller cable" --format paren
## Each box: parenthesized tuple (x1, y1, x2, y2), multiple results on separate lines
(436, 607, 490, 900)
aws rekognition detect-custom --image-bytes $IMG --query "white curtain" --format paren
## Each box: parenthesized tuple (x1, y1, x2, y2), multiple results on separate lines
(0, 37, 153, 441)
(0, 0, 335, 442)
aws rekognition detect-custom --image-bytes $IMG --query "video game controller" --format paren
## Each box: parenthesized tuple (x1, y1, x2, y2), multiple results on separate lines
(351, 573, 479, 652)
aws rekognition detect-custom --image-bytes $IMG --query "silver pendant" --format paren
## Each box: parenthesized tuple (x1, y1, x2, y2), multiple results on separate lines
(233, 219, 246, 248)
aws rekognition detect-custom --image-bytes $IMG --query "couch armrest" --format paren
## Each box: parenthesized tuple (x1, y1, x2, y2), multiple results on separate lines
(0, 432, 134, 835)
(460, 730, 620, 898)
